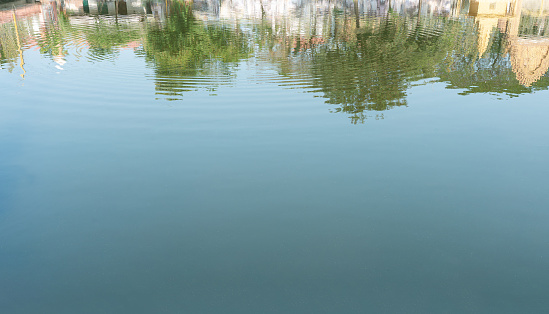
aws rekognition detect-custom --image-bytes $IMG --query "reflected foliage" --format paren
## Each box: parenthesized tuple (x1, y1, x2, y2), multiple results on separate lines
(36, 11, 72, 57)
(519, 16, 549, 36)
(257, 12, 549, 122)
(34, 10, 141, 61)
(85, 19, 142, 58)
(0, 23, 20, 70)
(143, 2, 250, 99)
(1, 0, 549, 121)
(308, 16, 469, 123)
(257, 15, 481, 123)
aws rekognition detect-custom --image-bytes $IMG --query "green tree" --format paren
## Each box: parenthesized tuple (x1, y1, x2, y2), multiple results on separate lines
(142, 1, 251, 99)
(307, 15, 471, 123)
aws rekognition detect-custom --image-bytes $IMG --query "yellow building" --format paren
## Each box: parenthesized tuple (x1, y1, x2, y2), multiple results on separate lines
(469, 0, 513, 17)
(468, 0, 549, 86)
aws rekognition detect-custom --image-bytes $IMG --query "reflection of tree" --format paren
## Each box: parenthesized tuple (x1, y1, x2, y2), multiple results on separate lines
(84, 18, 142, 59)
(0, 22, 20, 71)
(143, 1, 251, 99)
(518, 15, 549, 37)
(257, 11, 549, 123)
(307, 16, 471, 123)
(35, 10, 142, 61)
(36, 11, 73, 58)
(253, 12, 483, 123)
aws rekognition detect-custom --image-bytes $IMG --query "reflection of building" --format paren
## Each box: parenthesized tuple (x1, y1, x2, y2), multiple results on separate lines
(194, 0, 457, 20)
(469, 0, 512, 17)
(65, 0, 147, 15)
(468, 0, 522, 56)
(509, 38, 549, 86)
(52, 0, 152, 15)
(193, 0, 456, 31)
(0, 2, 42, 24)
(469, 0, 549, 86)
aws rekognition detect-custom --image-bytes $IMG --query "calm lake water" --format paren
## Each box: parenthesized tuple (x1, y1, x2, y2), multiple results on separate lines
(1, 0, 549, 312)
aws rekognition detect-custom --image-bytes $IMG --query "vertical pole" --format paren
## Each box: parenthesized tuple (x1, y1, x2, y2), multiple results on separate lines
(453, 0, 462, 17)
(418, 0, 422, 23)
(354, 0, 359, 29)
(12, 9, 26, 79)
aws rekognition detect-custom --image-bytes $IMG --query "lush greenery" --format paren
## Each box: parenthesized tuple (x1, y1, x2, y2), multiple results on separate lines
(2, 1, 549, 120)
(0, 23, 19, 70)
(307, 16, 473, 123)
(142, 1, 251, 99)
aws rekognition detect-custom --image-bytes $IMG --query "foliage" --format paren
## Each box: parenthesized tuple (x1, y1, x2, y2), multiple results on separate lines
(84, 18, 143, 58)
(0, 22, 19, 70)
(142, 1, 251, 98)
(36, 11, 73, 57)
(306, 15, 475, 123)
(2, 0, 549, 118)
(255, 13, 549, 123)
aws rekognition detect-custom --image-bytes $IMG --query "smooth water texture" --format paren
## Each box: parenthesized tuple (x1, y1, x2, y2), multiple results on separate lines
(1, 0, 549, 313)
